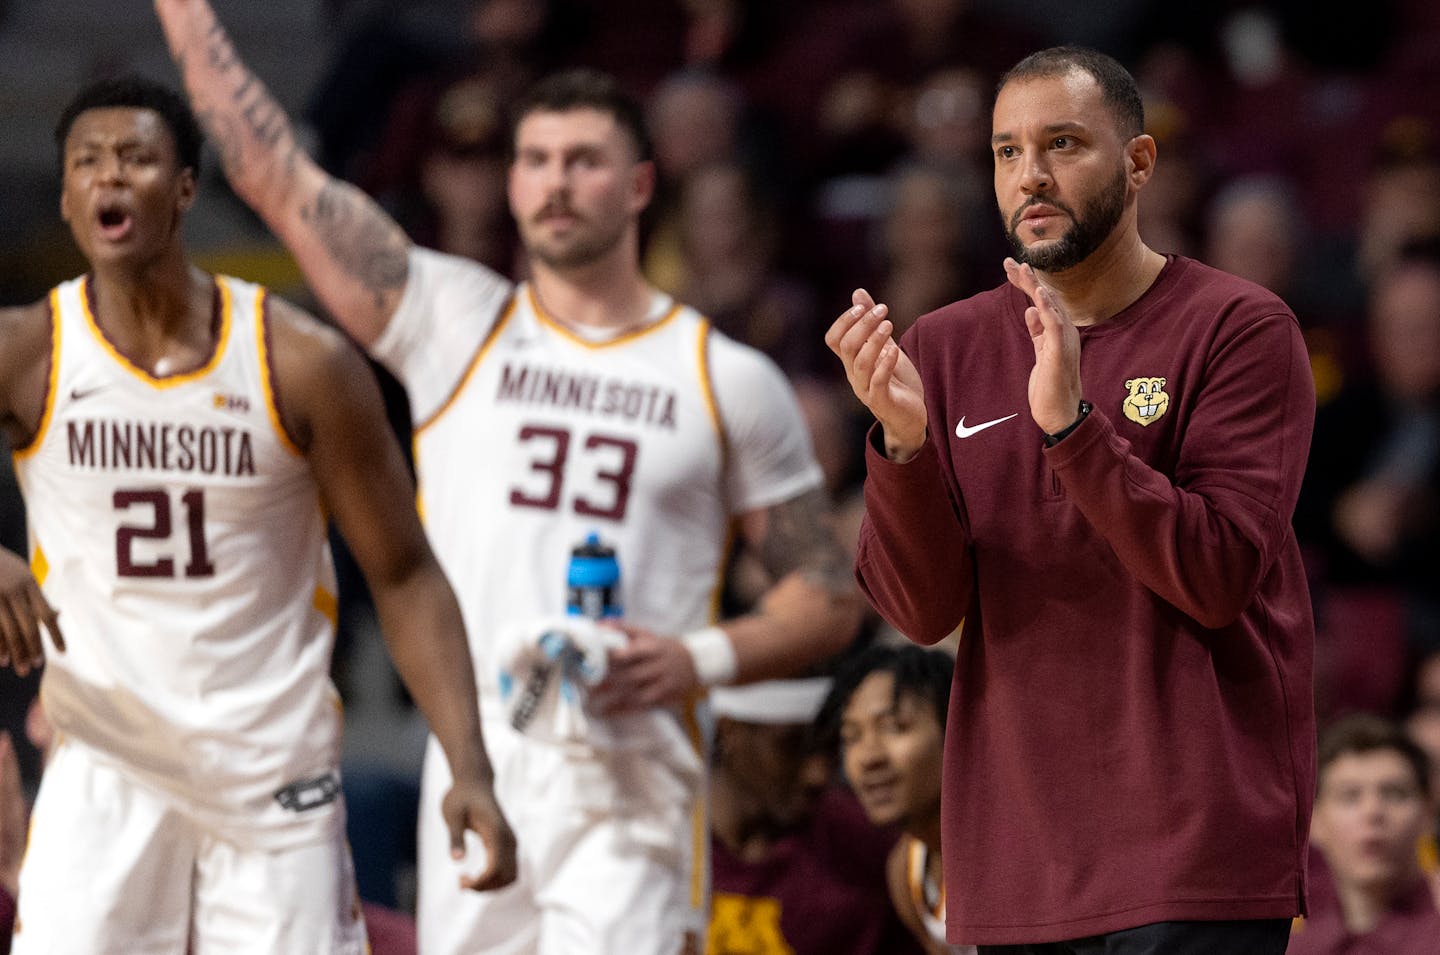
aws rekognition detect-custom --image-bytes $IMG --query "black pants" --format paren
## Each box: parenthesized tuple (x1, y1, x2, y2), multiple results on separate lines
(977, 918, 1291, 955)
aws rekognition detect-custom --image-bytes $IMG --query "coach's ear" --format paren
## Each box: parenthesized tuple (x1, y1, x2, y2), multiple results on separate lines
(1126, 133, 1157, 191)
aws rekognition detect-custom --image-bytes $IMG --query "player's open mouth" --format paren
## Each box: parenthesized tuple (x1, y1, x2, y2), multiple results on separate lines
(97, 204, 134, 241)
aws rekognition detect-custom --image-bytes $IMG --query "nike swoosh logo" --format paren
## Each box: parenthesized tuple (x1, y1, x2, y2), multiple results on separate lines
(954, 413, 1019, 438)
(69, 385, 107, 402)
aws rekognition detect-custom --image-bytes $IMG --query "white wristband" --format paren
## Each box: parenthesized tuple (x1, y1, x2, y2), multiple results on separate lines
(680, 626, 738, 687)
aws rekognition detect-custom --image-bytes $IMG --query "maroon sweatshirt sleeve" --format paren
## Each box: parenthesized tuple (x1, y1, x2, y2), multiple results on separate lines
(855, 425, 974, 643)
(1044, 309, 1314, 628)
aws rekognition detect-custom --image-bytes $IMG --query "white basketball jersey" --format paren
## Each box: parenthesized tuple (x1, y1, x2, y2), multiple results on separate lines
(376, 249, 823, 715)
(12, 274, 343, 850)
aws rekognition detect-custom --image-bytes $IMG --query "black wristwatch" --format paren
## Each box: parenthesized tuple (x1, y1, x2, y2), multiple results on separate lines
(1043, 399, 1093, 448)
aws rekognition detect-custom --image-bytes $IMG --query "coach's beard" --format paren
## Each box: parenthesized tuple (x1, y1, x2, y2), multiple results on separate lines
(1004, 168, 1127, 273)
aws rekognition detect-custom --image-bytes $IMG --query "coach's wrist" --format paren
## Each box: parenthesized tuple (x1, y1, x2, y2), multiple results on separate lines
(680, 626, 738, 687)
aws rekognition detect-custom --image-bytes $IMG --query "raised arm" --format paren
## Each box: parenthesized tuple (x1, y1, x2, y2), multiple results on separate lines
(266, 297, 515, 890)
(154, 0, 410, 346)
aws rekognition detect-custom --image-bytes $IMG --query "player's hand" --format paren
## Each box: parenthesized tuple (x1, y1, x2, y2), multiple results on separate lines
(1004, 258, 1084, 435)
(442, 781, 517, 892)
(0, 731, 26, 897)
(589, 625, 698, 715)
(0, 549, 64, 676)
(825, 289, 928, 462)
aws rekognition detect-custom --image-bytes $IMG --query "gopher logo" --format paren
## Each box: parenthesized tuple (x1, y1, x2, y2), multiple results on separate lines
(1122, 376, 1170, 426)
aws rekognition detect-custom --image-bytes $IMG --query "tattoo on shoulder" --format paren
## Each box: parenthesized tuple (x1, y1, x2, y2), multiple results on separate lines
(300, 180, 410, 310)
(760, 489, 851, 590)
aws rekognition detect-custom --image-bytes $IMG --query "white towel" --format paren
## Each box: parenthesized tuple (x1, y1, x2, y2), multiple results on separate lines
(495, 616, 706, 860)
(497, 615, 623, 741)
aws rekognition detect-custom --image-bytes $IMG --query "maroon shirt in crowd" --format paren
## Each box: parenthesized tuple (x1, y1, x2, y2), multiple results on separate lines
(708, 787, 922, 955)
(1286, 879, 1440, 954)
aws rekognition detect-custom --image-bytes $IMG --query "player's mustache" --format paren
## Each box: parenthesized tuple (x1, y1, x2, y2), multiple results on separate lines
(536, 200, 580, 221)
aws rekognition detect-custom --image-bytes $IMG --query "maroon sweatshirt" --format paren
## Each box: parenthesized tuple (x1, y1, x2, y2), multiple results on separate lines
(856, 256, 1317, 946)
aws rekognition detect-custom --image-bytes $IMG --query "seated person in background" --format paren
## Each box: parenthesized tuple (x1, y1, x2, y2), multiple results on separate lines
(707, 678, 921, 955)
(818, 644, 971, 955)
(1405, 647, 1440, 813)
(1290, 713, 1440, 954)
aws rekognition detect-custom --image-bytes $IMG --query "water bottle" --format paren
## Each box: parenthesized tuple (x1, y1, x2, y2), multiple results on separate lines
(511, 534, 620, 730)
(567, 533, 622, 620)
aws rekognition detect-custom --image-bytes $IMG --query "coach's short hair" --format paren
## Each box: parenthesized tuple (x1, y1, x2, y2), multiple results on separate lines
(998, 46, 1145, 140)
(510, 68, 653, 162)
(55, 74, 205, 176)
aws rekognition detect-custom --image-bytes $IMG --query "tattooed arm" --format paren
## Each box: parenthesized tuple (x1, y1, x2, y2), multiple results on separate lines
(154, 0, 410, 346)
(724, 487, 865, 678)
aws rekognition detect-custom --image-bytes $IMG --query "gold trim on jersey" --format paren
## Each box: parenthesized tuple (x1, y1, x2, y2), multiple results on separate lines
(679, 691, 709, 912)
(413, 294, 518, 437)
(254, 285, 304, 457)
(313, 585, 339, 630)
(689, 794, 706, 911)
(10, 289, 63, 459)
(29, 542, 49, 587)
(528, 285, 682, 349)
(80, 274, 233, 388)
(908, 836, 945, 922)
(696, 321, 735, 626)
(695, 319, 726, 454)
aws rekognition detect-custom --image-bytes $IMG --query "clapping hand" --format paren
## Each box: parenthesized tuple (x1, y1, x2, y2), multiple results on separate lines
(825, 289, 928, 462)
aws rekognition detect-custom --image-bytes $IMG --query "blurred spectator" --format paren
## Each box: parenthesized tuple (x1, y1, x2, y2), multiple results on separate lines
(1133, 97, 1206, 257)
(1404, 649, 1440, 802)
(657, 161, 827, 379)
(901, 66, 989, 176)
(648, 69, 748, 188)
(309, 0, 571, 183)
(1203, 175, 1302, 301)
(1355, 118, 1440, 284)
(1291, 713, 1440, 954)
(641, 70, 755, 291)
(1324, 253, 1440, 581)
(1201, 173, 1356, 403)
(745, 0, 1041, 179)
(819, 644, 971, 955)
(707, 679, 922, 955)
(1295, 243, 1440, 653)
(873, 163, 986, 333)
(363, 74, 516, 274)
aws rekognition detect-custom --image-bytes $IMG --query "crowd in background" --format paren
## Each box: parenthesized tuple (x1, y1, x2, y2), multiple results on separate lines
(3, 0, 1440, 948)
